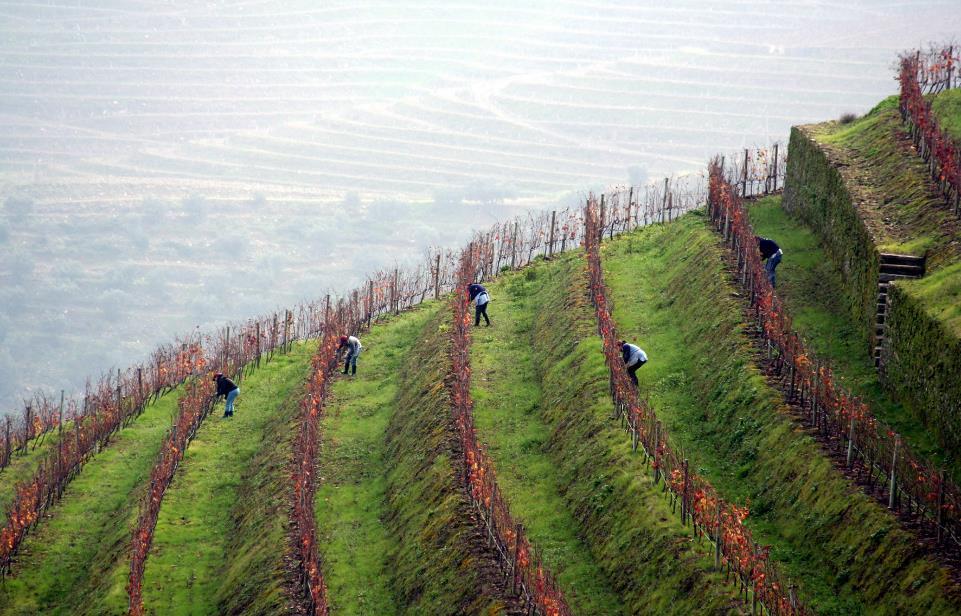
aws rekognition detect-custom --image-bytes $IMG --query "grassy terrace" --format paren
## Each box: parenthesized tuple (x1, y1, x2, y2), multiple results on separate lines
(142, 342, 316, 614)
(381, 307, 515, 614)
(506, 253, 740, 614)
(931, 88, 961, 143)
(603, 214, 961, 615)
(0, 432, 63, 527)
(748, 195, 959, 482)
(0, 390, 181, 615)
(315, 305, 437, 615)
(469, 266, 625, 614)
(807, 95, 961, 330)
(808, 96, 961, 263)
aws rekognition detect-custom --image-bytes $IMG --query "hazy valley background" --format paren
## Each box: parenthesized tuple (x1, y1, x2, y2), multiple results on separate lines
(2, 0, 960, 410)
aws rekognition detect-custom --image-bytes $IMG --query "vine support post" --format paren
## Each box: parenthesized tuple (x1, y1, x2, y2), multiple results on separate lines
(255, 321, 261, 368)
(936, 469, 946, 545)
(948, 46, 954, 89)
(599, 195, 606, 241)
(548, 210, 556, 258)
(661, 178, 668, 223)
(772, 143, 779, 192)
(115, 380, 122, 425)
(742, 148, 749, 196)
(681, 459, 689, 525)
(846, 413, 856, 467)
(321, 294, 329, 332)
(434, 253, 441, 299)
(627, 187, 634, 230)
(653, 421, 661, 484)
(511, 222, 518, 270)
(889, 436, 899, 509)
(271, 313, 278, 360)
(512, 523, 523, 594)
(4, 416, 11, 469)
(714, 501, 722, 569)
(57, 390, 64, 488)
(392, 268, 399, 315)
(137, 368, 144, 407)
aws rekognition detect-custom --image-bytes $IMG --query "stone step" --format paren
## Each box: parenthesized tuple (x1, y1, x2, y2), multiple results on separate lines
(879, 263, 925, 277)
(880, 272, 920, 283)
(879, 252, 926, 268)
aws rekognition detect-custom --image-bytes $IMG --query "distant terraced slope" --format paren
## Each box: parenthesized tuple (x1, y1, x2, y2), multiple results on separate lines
(1, 1, 941, 205)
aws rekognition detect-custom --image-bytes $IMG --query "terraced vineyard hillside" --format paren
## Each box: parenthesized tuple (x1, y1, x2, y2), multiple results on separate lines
(4, 43, 961, 614)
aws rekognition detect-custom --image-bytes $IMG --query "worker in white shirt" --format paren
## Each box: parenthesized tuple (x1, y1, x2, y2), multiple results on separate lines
(619, 340, 648, 386)
(338, 335, 363, 375)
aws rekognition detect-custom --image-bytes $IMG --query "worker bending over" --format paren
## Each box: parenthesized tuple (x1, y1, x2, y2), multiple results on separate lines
(338, 335, 363, 375)
(467, 283, 491, 327)
(756, 236, 783, 288)
(619, 340, 648, 386)
(213, 372, 240, 418)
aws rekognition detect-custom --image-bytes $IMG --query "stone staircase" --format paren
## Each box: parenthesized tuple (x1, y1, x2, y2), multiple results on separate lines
(875, 253, 926, 366)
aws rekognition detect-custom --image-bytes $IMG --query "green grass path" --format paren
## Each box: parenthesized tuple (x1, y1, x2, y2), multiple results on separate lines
(315, 306, 436, 616)
(0, 390, 181, 616)
(748, 196, 959, 482)
(142, 342, 315, 614)
(469, 270, 626, 615)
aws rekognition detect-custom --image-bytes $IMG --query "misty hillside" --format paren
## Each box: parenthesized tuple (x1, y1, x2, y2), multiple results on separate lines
(1, 5, 961, 616)
(3, 1, 961, 410)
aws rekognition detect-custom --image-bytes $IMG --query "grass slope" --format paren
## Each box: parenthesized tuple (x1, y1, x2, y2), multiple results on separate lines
(382, 305, 516, 615)
(747, 195, 959, 482)
(216, 370, 313, 614)
(0, 390, 181, 615)
(142, 342, 316, 614)
(0, 432, 64, 527)
(931, 88, 961, 143)
(603, 213, 961, 615)
(811, 96, 961, 265)
(527, 252, 743, 615)
(315, 305, 437, 615)
(469, 268, 626, 614)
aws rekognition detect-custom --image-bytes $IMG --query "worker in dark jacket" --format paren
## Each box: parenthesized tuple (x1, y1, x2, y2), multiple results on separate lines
(467, 283, 491, 327)
(756, 236, 783, 288)
(338, 335, 362, 375)
(213, 372, 239, 418)
(619, 340, 648, 386)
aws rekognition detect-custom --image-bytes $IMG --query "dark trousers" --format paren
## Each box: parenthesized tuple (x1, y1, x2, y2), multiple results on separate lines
(343, 354, 357, 375)
(627, 360, 646, 386)
(475, 302, 490, 326)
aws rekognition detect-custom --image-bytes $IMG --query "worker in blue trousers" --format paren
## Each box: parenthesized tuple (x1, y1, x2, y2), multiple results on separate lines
(213, 372, 239, 418)
(756, 236, 783, 288)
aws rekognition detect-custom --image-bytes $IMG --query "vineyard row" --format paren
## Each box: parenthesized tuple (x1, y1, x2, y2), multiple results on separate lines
(582, 197, 807, 616)
(707, 160, 960, 551)
(899, 44, 961, 218)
